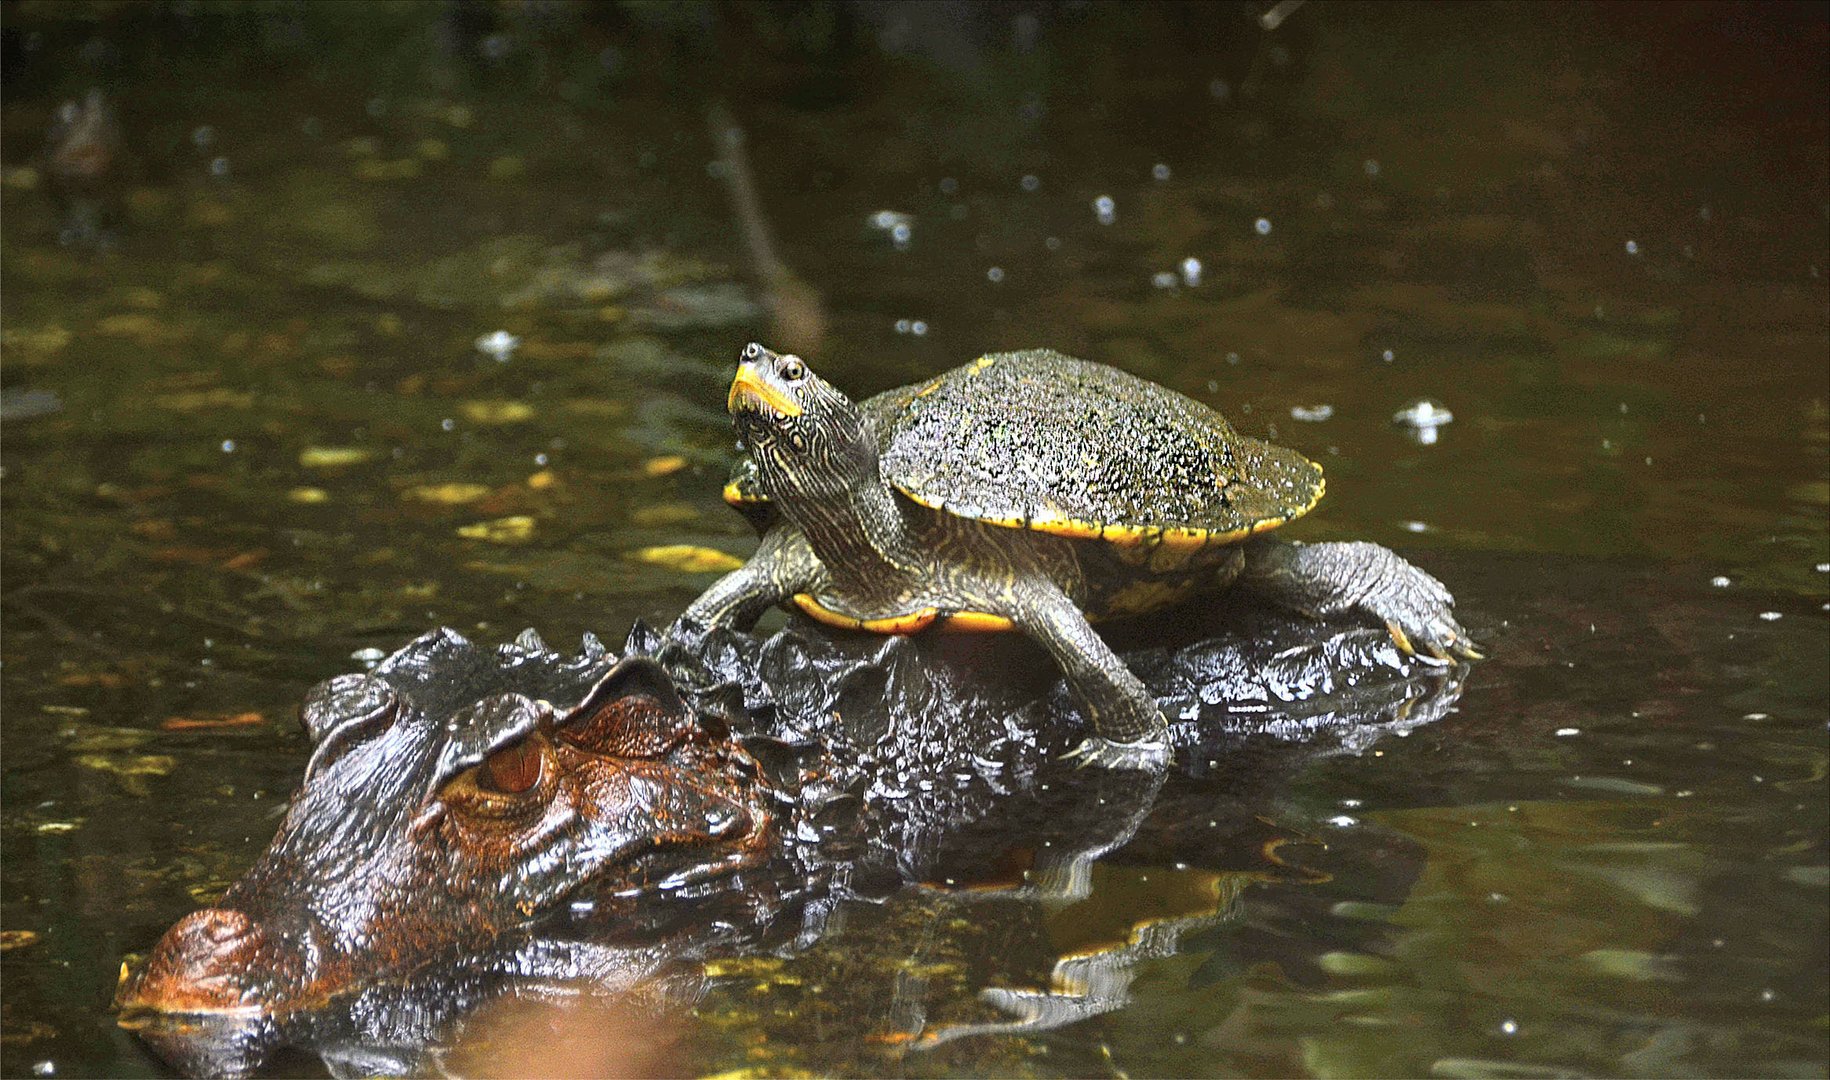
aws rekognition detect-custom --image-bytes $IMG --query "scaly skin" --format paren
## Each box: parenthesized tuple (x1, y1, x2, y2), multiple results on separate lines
(688, 344, 1478, 769)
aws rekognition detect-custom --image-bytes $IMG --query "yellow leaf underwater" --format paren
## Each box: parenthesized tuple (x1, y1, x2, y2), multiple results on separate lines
(626, 545, 743, 573)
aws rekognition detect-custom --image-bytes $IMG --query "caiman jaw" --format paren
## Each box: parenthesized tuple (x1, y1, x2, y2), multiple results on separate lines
(728, 362, 802, 418)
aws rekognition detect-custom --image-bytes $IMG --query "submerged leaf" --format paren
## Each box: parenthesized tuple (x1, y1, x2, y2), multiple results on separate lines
(626, 545, 744, 573)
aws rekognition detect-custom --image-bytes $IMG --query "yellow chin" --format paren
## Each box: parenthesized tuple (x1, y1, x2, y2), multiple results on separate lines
(727, 364, 803, 418)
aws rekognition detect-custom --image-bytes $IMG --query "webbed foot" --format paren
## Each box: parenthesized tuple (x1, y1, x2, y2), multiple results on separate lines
(1062, 736, 1172, 771)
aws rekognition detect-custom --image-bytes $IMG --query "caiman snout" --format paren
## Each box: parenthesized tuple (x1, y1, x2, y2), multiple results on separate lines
(117, 908, 284, 1018)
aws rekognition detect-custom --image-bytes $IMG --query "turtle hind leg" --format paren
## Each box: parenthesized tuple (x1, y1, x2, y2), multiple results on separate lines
(1005, 582, 1171, 771)
(677, 526, 822, 632)
(1238, 539, 1481, 662)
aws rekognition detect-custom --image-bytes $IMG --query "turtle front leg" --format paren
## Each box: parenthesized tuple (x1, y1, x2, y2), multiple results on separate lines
(677, 526, 822, 632)
(1006, 582, 1171, 771)
(1238, 539, 1480, 662)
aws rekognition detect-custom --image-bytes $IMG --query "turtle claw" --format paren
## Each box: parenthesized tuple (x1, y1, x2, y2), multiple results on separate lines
(1063, 736, 1172, 771)
(1365, 561, 1482, 666)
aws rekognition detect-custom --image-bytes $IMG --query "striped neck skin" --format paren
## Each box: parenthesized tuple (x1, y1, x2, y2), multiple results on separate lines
(742, 394, 920, 598)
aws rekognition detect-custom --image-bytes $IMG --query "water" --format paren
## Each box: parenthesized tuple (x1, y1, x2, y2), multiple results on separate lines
(2, 3, 1825, 1076)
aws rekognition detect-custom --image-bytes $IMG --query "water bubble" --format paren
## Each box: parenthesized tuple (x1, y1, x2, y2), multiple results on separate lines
(1364, 158, 1381, 177)
(191, 125, 216, 150)
(894, 319, 911, 334)
(1759, 611, 1782, 622)
(209, 156, 230, 177)
(1291, 404, 1334, 422)
(890, 222, 912, 249)
(441, 418, 457, 432)
(1381, 348, 1395, 362)
(1625, 239, 1640, 255)
(1225, 352, 1241, 365)
(986, 266, 1004, 283)
(1093, 195, 1116, 225)
(1020, 174, 1040, 192)
(1402, 520, 1432, 533)
(1152, 163, 1172, 181)
(911, 320, 928, 336)
(867, 209, 911, 232)
(365, 96, 388, 119)
(1555, 727, 1581, 737)
(1208, 78, 1231, 101)
(1698, 205, 1712, 221)
(938, 176, 959, 195)
(1044, 236, 1061, 250)
(1152, 271, 1178, 289)
(1254, 217, 1272, 235)
(1327, 815, 1358, 827)
(1816, 563, 1829, 573)
(1760, 989, 1777, 1003)
(299, 116, 321, 137)
(1179, 256, 1203, 286)
(351, 646, 387, 666)
(1711, 575, 1732, 587)
(1500, 1020, 1519, 1036)
(220, 439, 236, 453)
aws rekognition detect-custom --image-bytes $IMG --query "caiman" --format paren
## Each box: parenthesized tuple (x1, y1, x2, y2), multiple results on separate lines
(116, 609, 1463, 1077)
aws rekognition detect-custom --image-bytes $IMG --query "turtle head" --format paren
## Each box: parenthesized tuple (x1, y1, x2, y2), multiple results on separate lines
(727, 343, 877, 501)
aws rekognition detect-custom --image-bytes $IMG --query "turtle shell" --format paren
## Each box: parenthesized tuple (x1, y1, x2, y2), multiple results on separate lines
(879, 350, 1323, 548)
(725, 349, 1324, 549)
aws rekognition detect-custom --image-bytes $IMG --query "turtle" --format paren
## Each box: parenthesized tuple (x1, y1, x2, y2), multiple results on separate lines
(681, 343, 1478, 769)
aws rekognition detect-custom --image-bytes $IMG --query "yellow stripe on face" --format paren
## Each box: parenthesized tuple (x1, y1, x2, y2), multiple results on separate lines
(727, 364, 802, 417)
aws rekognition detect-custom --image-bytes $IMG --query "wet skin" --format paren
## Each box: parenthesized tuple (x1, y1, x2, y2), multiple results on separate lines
(116, 612, 1457, 1074)
(687, 343, 1479, 770)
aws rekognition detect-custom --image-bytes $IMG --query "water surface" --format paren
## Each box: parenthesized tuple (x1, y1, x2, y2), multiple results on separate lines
(2, 3, 1825, 1076)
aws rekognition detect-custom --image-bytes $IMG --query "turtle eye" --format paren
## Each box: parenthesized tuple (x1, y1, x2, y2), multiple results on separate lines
(780, 357, 806, 381)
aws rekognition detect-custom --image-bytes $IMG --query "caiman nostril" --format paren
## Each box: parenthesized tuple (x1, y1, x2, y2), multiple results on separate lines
(117, 908, 274, 1015)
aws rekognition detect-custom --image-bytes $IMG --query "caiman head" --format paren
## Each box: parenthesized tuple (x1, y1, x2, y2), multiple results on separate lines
(116, 627, 773, 1031)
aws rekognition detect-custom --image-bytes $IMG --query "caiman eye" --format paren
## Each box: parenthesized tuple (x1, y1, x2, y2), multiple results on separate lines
(779, 356, 806, 381)
(477, 737, 544, 795)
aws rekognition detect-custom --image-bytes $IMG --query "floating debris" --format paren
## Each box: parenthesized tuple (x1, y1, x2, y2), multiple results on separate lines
(299, 446, 376, 468)
(1, 930, 41, 951)
(459, 399, 535, 424)
(626, 545, 744, 574)
(288, 487, 330, 504)
(405, 482, 492, 504)
(642, 455, 690, 478)
(475, 330, 521, 362)
(74, 753, 176, 797)
(160, 712, 265, 732)
(458, 515, 536, 544)
(1392, 399, 1453, 445)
